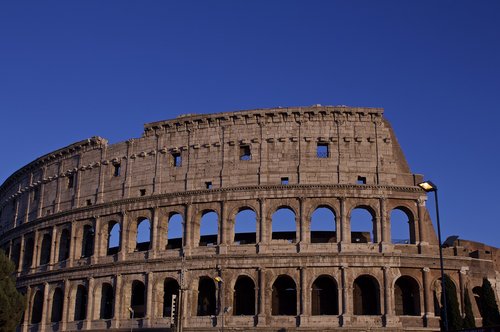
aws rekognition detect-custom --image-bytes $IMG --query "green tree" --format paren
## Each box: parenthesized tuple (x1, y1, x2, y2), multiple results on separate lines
(0, 249, 26, 332)
(462, 288, 476, 328)
(442, 274, 462, 331)
(479, 277, 500, 327)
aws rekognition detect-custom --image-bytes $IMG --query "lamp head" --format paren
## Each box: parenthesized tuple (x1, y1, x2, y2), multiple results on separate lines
(418, 181, 437, 192)
(214, 276, 223, 283)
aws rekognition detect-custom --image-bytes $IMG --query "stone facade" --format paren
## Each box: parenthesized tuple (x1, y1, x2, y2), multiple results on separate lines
(0, 105, 498, 331)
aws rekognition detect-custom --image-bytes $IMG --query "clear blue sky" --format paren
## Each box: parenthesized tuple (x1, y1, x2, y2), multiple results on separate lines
(1, 1, 499, 247)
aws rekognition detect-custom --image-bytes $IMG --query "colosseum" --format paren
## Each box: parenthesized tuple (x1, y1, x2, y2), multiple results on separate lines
(1, 105, 498, 331)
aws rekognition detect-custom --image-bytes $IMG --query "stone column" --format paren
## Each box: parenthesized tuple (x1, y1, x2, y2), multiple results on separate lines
(61, 279, 70, 331)
(119, 212, 128, 261)
(219, 201, 230, 253)
(257, 198, 268, 252)
(183, 204, 192, 255)
(49, 227, 58, 268)
(32, 231, 40, 269)
(18, 236, 25, 273)
(68, 224, 76, 268)
(85, 277, 94, 330)
(257, 267, 267, 326)
(422, 267, 433, 324)
(113, 274, 122, 328)
(299, 197, 308, 245)
(379, 197, 388, 244)
(40, 282, 50, 332)
(146, 272, 154, 323)
(340, 265, 351, 326)
(339, 197, 350, 245)
(150, 209, 158, 259)
(383, 266, 396, 326)
(37, 166, 47, 218)
(300, 267, 310, 316)
(417, 198, 428, 245)
(21, 286, 32, 332)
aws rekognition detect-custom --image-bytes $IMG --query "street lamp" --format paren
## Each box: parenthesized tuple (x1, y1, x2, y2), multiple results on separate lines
(418, 180, 448, 331)
(127, 307, 135, 332)
(214, 276, 225, 332)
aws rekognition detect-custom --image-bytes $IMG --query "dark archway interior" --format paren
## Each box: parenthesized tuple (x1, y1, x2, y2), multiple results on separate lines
(81, 225, 94, 258)
(163, 279, 180, 317)
(31, 290, 44, 324)
(51, 288, 64, 322)
(40, 233, 52, 265)
(234, 276, 256, 315)
(272, 275, 297, 316)
(197, 277, 216, 316)
(100, 283, 114, 319)
(58, 229, 70, 262)
(311, 276, 338, 315)
(353, 275, 380, 315)
(23, 237, 34, 269)
(130, 280, 146, 318)
(394, 276, 420, 316)
(74, 285, 88, 321)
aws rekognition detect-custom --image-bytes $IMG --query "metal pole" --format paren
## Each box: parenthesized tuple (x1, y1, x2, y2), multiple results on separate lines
(434, 190, 448, 331)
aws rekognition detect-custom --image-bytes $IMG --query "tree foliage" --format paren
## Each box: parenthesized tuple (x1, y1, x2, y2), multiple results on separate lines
(0, 249, 26, 332)
(442, 274, 462, 331)
(462, 288, 476, 328)
(479, 277, 500, 327)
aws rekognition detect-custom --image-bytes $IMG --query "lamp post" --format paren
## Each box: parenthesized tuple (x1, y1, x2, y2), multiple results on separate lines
(418, 181, 448, 331)
(127, 307, 134, 332)
(214, 276, 224, 332)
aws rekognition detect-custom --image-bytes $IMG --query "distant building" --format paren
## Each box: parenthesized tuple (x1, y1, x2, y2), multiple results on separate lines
(0, 105, 498, 331)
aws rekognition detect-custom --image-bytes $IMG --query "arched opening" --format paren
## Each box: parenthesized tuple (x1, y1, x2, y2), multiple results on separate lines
(130, 280, 146, 318)
(167, 213, 183, 249)
(353, 275, 380, 315)
(39, 233, 52, 265)
(23, 237, 34, 270)
(81, 225, 94, 258)
(391, 208, 415, 244)
(311, 275, 338, 315)
(197, 277, 216, 316)
(100, 283, 114, 319)
(74, 285, 88, 321)
(234, 208, 257, 245)
(272, 207, 296, 242)
(272, 275, 297, 316)
(58, 229, 70, 262)
(394, 276, 420, 316)
(310, 206, 336, 243)
(11, 242, 21, 270)
(163, 278, 180, 317)
(234, 276, 256, 315)
(51, 288, 64, 322)
(107, 221, 120, 255)
(31, 290, 44, 324)
(136, 219, 151, 251)
(350, 207, 375, 243)
(199, 211, 218, 247)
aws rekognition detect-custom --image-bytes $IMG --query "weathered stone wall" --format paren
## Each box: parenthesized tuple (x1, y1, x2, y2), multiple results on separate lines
(0, 106, 497, 331)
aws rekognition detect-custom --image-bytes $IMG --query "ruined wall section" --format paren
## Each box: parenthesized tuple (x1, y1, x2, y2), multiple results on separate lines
(0, 106, 418, 235)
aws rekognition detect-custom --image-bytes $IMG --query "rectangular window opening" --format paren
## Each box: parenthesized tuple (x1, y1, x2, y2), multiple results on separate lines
(140, 189, 146, 196)
(281, 177, 289, 185)
(240, 145, 251, 161)
(205, 181, 213, 189)
(113, 163, 121, 177)
(357, 176, 367, 185)
(86, 199, 92, 206)
(172, 153, 182, 167)
(317, 143, 329, 158)
(68, 174, 75, 189)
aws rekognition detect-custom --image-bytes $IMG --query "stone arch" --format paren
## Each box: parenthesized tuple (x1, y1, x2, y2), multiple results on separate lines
(130, 280, 146, 318)
(271, 206, 296, 243)
(167, 212, 183, 249)
(311, 275, 338, 315)
(350, 205, 377, 243)
(74, 284, 88, 321)
(233, 275, 256, 315)
(432, 276, 459, 316)
(39, 232, 52, 265)
(199, 210, 218, 247)
(163, 278, 180, 317)
(271, 274, 297, 316)
(390, 206, 416, 244)
(51, 287, 64, 322)
(31, 288, 44, 324)
(394, 275, 420, 316)
(100, 282, 114, 319)
(107, 221, 121, 255)
(197, 276, 216, 316)
(310, 205, 337, 243)
(353, 274, 381, 315)
(136, 218, 151, 251)
(58, 228, 71, 262)
(234, 207, 257, 245)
